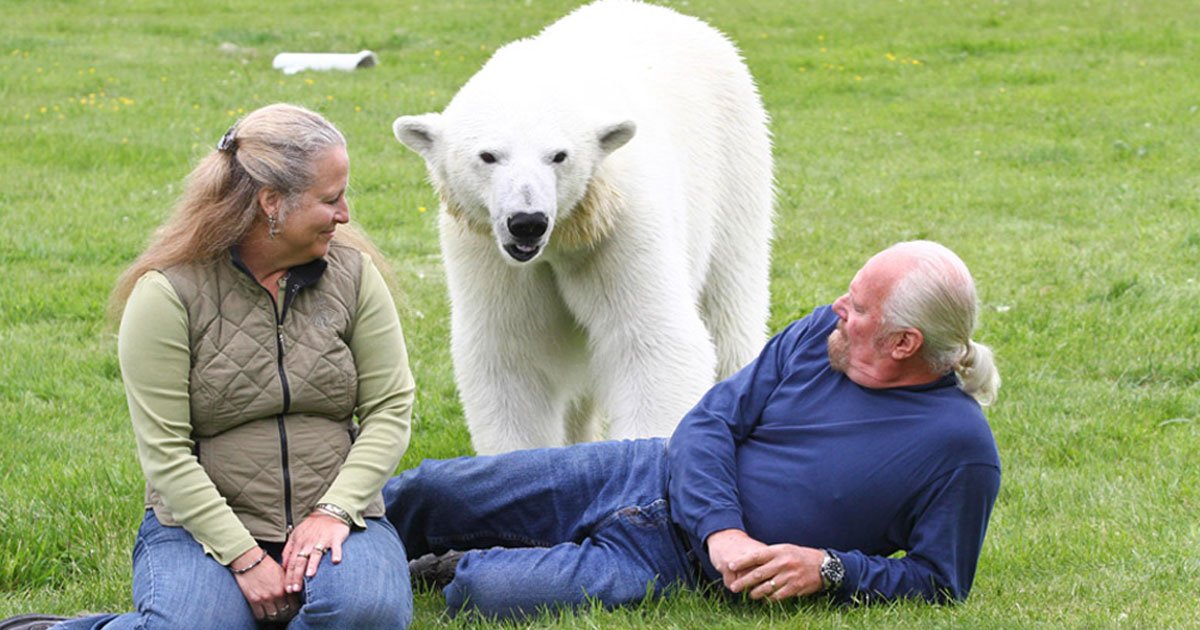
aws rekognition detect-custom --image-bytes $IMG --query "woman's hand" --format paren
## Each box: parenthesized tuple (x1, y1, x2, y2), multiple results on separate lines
(230, 547, 298, 622)
(281, 512, 351, 593)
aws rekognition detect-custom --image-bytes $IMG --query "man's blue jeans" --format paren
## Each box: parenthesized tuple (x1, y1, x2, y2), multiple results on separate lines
(383, 437, 699, 620)
(56, 511, 412, 629)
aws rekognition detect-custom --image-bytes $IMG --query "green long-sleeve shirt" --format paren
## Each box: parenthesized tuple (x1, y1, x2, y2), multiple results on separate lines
(117, 252, 414, 564)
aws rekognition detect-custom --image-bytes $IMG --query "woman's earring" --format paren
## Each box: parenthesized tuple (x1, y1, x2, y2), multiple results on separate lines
(267, 214, 279, 240)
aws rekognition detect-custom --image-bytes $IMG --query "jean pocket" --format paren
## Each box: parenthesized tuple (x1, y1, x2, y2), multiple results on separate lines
(614, 498, 670, 529)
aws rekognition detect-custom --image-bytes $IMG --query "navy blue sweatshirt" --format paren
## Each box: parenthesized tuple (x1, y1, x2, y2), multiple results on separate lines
(667, 306, 1001, 602)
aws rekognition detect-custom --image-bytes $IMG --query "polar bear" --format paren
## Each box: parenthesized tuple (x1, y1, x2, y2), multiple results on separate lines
(392, 0, 773, 454)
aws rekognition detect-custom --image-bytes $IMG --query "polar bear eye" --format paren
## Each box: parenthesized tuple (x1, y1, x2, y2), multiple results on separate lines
(552, 151, 568, 164)
(479, 152, 497, 164)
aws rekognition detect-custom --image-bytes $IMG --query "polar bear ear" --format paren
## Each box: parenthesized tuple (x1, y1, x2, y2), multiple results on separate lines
(393, 114, 443, 159)
(597, 120, 636, 156)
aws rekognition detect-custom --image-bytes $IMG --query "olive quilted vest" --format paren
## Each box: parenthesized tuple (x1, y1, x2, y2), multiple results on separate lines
(146, 242, 384, 541)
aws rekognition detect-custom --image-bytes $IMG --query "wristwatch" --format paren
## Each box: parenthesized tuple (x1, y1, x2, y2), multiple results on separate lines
(819, 549, 845, 592)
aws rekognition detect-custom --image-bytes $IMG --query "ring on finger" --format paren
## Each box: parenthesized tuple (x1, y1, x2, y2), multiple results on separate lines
(769, 578, 778, 589)
(313, 545, 326, 554)
(296, 551, 311, 558)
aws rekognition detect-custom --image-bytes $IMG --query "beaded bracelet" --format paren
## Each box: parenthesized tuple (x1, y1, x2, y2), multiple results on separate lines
(230, 549, 268, 575)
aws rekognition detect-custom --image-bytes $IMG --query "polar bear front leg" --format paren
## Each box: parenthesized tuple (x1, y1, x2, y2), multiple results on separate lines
(442, 222, 588, 454)
(555, 242, 717, 440)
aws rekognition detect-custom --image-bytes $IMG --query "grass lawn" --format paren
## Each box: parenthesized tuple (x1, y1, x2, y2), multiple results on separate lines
(2, 0, 1197, 626)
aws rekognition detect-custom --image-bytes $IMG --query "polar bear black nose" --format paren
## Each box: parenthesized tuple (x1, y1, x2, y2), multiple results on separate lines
(508, 212, 548, 239)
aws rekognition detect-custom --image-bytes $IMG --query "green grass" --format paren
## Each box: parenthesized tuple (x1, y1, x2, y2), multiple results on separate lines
(2, 0, 1198, 626)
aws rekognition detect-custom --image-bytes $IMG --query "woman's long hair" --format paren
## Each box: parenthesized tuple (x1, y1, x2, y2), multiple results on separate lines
(109, 103, 392, 321)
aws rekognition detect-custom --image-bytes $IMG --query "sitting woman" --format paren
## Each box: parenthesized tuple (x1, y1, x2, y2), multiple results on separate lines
(61, 103, 414, 629)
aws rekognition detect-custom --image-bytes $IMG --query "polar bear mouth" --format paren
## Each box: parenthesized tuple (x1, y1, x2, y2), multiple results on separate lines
(504, 242, 542, 262)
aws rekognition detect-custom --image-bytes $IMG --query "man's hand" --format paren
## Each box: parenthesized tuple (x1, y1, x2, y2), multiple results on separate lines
(230, 547, 298, 622)
(705, 529, 768, 590)
(707, 529, 827, 601)
(281, 512, 351, 594)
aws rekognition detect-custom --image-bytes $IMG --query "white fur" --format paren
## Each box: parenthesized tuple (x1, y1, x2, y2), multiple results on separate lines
(393, 0, 774, 454)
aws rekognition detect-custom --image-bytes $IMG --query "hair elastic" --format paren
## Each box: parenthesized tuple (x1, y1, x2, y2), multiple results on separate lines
(217, 125, 238, 153)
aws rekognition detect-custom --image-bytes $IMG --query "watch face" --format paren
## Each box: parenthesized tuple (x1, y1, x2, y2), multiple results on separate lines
(821, 552, 845, 590)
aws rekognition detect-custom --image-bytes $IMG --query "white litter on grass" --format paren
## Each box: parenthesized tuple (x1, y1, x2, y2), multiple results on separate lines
(272, 51, 378, 75)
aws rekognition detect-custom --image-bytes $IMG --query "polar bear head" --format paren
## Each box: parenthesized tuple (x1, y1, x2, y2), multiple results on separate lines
(393, 105, 635, 264)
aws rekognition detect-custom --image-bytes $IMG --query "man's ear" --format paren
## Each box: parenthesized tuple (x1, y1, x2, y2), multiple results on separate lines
(258, 188, 282, 218)
(890, 328, 924, 361)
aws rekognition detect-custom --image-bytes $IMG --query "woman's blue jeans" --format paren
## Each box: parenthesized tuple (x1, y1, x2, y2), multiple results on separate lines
(383, 437, 699, 620)
(56, 512, 412, 629)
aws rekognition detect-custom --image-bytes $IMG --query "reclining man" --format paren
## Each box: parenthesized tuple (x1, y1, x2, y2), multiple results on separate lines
(384, 240, 1003, 619)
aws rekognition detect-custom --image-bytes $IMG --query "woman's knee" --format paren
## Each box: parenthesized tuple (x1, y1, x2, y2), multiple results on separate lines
(304, 569, 412, 629)
(129, 516, 256, 628)
(302, 523, 412, 628)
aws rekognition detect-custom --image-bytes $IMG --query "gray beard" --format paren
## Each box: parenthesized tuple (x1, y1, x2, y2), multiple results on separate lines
(827, 329, 848, 373)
